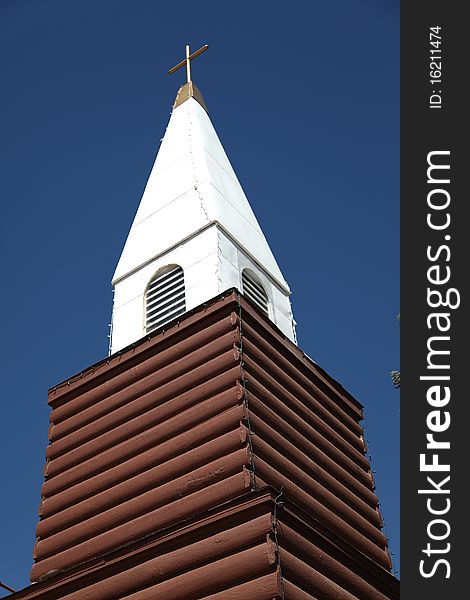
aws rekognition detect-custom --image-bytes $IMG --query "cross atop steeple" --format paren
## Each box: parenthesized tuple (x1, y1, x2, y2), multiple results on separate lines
(168, 44, 209, 84)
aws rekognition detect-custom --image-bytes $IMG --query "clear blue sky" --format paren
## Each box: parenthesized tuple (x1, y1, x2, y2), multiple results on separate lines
(0, 0, 399, 592)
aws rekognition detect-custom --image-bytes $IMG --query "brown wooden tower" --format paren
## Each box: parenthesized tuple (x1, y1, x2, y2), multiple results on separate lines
(9, 291, 398, 599)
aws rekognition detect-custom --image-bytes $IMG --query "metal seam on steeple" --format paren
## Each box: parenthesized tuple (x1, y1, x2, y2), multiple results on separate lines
(186, 100, 210, 224)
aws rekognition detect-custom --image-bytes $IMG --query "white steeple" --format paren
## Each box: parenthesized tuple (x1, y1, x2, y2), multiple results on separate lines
(110, 80, 296, 353)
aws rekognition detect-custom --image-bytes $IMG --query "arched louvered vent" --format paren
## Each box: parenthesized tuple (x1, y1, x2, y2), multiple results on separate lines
(145, 266, 185, 333)
(242, 270, 269, 317)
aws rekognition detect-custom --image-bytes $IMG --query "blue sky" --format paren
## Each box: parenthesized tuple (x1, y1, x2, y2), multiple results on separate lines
(0, 0, 399, 592)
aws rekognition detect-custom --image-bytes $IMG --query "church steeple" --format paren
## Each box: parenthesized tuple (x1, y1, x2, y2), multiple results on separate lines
(21, 46, 397, 600)
(110, 46, 296, 353)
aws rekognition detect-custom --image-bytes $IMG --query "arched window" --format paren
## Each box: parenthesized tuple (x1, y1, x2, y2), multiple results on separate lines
(145, 265, 185, 333)
(242, 269, 269, 317)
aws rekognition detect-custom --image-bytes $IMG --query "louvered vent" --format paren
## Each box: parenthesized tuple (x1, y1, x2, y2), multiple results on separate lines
(242, 270, 269, 317)
(146, 266, 186, 333)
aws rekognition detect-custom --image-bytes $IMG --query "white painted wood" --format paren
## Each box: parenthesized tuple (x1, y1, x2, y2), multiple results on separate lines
(110, 94, 296, 353)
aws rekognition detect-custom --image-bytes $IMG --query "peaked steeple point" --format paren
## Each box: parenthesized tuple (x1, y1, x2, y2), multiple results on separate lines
(173, 81, 208, 113)
(110, 64, 296, 353)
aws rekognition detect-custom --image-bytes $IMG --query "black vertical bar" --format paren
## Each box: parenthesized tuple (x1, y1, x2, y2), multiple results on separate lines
(401, 3, 467, 598)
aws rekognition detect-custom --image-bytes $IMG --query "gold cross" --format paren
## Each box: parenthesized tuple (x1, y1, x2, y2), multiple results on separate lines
(168, 44, 209, 84)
